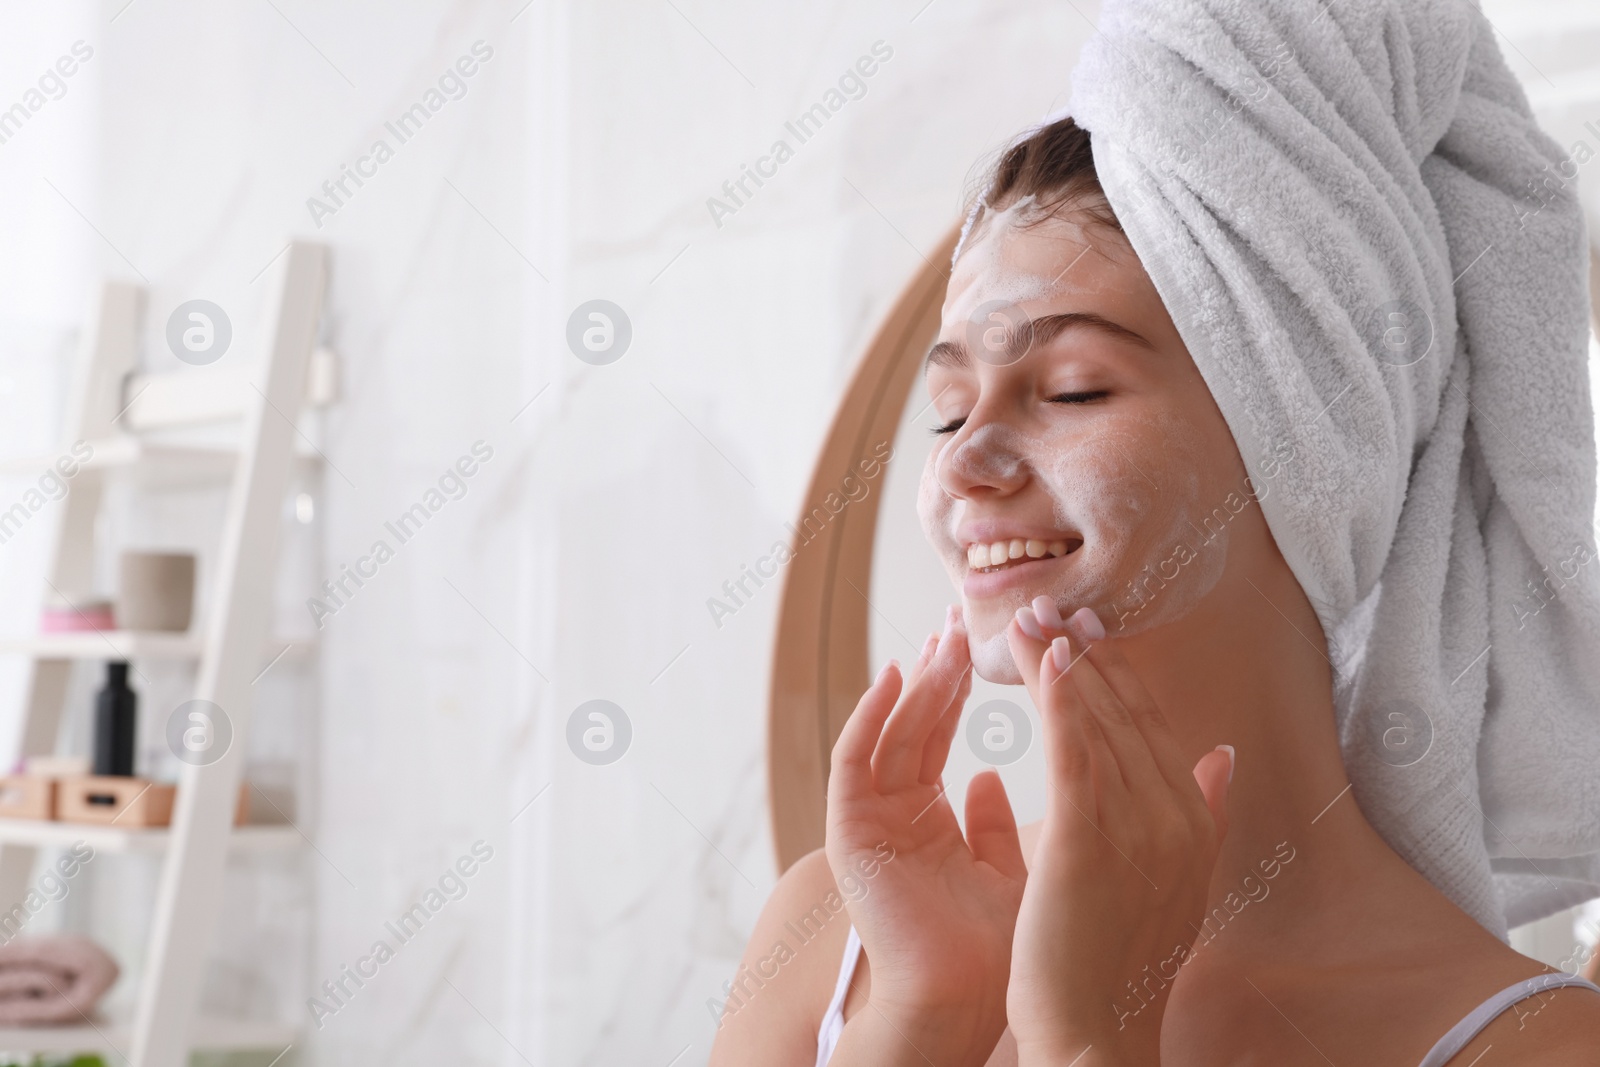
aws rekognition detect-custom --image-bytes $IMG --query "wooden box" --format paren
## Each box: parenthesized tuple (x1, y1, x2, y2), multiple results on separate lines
(0, 776, 56, 821)
(54, 777, 250, 828)
(57, 776, 176, 827)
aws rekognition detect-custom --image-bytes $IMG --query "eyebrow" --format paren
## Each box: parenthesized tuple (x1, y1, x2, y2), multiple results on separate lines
(923, 311, 1155, 371)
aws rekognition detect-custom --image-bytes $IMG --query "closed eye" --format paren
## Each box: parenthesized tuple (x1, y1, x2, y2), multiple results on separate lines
(1048, 390, 1110, 405)
(930, 391, 1109, 436)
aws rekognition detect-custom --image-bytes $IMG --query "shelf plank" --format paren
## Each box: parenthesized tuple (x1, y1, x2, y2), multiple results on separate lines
(0, 1014, 295, 1054)
(0, 631, 200, 659)
(0, 632, 310, 662)
(0, 438, 234, 478)
(0, 436, 326, 475)
(0, 435, 323, 492)
(0, 820, 302, 855)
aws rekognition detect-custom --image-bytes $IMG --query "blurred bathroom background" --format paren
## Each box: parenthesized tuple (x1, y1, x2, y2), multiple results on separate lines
(0, 0, 1597, 1063)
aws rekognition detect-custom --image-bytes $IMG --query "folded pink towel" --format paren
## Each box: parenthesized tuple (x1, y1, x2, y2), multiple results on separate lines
(0, 935, 119, 1025)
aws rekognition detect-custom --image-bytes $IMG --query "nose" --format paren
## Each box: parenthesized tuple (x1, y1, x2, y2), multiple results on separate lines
(935, 413, 1030, 501)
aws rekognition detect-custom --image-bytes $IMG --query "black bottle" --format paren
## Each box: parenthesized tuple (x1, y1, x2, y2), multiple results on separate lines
(92, 661, 137, 777)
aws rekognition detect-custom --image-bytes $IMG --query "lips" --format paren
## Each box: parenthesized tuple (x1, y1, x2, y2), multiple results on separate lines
(964, 537, 1081, 573)
(958, 531, 1085, 599)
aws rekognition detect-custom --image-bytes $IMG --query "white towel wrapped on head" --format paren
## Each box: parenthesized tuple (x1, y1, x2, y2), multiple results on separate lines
(1012, 0, 1599, 937)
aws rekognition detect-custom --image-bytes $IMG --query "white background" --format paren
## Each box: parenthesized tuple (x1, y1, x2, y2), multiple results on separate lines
(0, 1, 1595, 1063)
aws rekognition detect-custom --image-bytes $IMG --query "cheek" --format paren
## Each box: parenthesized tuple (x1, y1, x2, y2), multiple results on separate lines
(1039, 423, 1187, 548)
(916, 443, 954, 549)
(1037, 418, 1229, 632)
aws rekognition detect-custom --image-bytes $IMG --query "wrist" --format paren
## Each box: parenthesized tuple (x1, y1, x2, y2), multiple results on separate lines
(1014, 1037, 1159, 1067)
(1009, 996, 1162, 1067)
(833, 999, 1006, 1067)
(1015, 1047, 1154, 1067)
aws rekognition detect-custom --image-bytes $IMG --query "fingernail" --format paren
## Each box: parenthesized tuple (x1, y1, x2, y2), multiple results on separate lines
(1033, 595, 1064, 632)
(919, 633, 939, 663)
(877, 660, 898, 684)
(1068, 607, 1105, 642)
(1217, 744, 1235, 783)
(943, 604, 958, 636)
(1050, 636, 1073, 672)
(1015, 606, 1044, 640)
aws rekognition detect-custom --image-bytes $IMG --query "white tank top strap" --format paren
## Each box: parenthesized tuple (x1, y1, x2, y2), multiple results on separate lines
(1416, 971, 1600, 1067)
(814, 924, 863, 1067)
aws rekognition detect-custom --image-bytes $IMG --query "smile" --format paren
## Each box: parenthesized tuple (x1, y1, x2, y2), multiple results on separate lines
(965, 537, 1083, 574)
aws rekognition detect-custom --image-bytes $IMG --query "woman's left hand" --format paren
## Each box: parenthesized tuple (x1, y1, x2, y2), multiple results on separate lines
(1002, 599, 1233, 1066)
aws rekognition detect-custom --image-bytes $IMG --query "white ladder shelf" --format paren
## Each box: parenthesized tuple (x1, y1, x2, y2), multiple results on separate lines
(0, 240, 328, 1065)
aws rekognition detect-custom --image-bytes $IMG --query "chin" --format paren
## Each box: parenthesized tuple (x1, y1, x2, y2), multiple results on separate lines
(966, 625, 1024, 685)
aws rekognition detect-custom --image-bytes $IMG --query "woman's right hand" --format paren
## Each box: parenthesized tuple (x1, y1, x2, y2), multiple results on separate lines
(825, 604, 1028, 1066)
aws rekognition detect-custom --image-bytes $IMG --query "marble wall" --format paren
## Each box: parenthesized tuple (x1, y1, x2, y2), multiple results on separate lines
(0, 0, 1595, 1064)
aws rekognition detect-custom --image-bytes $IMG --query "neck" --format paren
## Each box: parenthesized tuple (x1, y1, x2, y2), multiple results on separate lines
(1121, 554, 1409, 961)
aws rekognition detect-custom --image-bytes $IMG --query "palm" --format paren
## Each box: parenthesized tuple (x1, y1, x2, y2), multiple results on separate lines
(998, 607, 1231, 1061)
(833, 788, 1021, 1007)
(825, 614, 1027, 1016)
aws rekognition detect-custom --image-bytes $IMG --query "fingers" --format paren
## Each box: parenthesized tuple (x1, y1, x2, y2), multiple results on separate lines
(1074, 632, 1192, 795)
(914, 604, 971, 690)
(874, 606, 970, 791)
(1032, 595, 1065, 633)
(1009, 601, 1105, 822)
(1191, 745, 1233, 844)
(1034, 633, 1101, 824)
(906, 625, 966, 785)
(1015, 601, 1186, 802)
(903, 631, 940, 688)
(829, 659, 904, 805)
(964, 768, 1027, 883)
(1005, 609, 1050, 711)
(919, 654, 974, 784)
(1011, 598, 1217, 840)
(1052, 634, 1168, 800)
(1006, 595, 1075, 708)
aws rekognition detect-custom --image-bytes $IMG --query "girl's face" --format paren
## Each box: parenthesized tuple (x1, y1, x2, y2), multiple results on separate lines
(919, 206, 1252, 682)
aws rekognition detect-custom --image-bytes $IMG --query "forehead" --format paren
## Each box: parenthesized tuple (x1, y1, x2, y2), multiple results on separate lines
(939, 210, 1138, 339)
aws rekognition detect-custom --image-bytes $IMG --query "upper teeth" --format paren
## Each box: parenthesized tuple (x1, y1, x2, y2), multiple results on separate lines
(967, 538, 1071, 570)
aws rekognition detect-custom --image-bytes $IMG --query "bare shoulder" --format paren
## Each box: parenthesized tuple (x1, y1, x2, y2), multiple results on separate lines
(1446, 972, 1600, 1066)
(707, 846, 858, 1067)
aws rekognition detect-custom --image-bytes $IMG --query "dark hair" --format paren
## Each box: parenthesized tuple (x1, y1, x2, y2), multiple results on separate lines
(963, 115, 1122, 247)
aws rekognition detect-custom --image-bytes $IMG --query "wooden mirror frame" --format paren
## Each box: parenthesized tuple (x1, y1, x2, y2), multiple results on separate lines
(766, 224, 960, 873)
